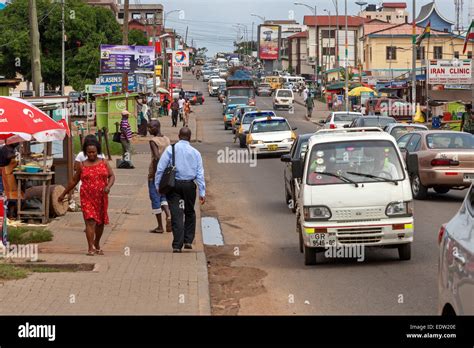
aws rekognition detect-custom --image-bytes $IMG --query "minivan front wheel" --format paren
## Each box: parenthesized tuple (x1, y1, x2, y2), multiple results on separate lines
(398, 243, 411, 261)
(411, 174, 428, 200)
(303, 245, 317, 265)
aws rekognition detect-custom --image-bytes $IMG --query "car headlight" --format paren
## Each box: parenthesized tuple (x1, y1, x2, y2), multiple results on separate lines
(251, 140, 263, 145)
(385, 201, 413, 217)
(282, 138, 294, 143)
(303, 206, 332, 221)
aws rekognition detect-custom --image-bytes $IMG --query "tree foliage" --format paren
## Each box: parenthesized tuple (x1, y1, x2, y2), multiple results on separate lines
(128, 29, 148, 46)
(0, 0, 122, 91)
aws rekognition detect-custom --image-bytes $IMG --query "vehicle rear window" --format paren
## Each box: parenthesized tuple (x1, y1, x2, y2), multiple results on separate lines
(277, 90, 292, 98)
(362, 118, 396, 127)
(390, 125, 427, 139)
(243, 112, 275, 124)
(426, 133, 474, 149)
(228, 98, 248, 105)
(251, 119, 290, 133)
(334, 113, 361, 122)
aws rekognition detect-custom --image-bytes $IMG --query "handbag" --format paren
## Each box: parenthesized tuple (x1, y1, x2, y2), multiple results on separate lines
(159, 144, 176, 195)
(112, 123, 122, 143)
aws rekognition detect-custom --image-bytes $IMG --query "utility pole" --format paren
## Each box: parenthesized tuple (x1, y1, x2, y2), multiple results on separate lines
(252, 22, 254, 55)
(152, 12, 157, 95)
(29, 0, 42, 97)
(122, 0, 130, 97)
(344, 0, 349, 112)
(61, 0, 65, 96)
(411, 0, 417, 117)
(185, 26, 189, 46)
(314, 4, 318, 89)
(334, 0, 340, 81)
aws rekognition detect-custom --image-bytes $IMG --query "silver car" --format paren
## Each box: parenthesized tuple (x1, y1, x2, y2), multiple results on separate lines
(438, 182, 474, 315)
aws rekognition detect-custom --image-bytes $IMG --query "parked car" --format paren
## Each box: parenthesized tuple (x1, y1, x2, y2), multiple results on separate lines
(397, 130, 474, 199)
(348, 116, 396, 128)
(438, 181, 474, 315)
(281, 133, 313, 213)
(246, 116, 296, 155)
(294, 128, 413, 265)
(273, 89, 294, 109)
(256, 83, 272, 97)
(319, 112, 363, 129)
(185, 91, 204, 105)
(384, 123, 428, 140)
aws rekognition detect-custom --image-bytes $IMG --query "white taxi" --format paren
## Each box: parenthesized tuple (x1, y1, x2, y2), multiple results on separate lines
(246, 116, 297, 154)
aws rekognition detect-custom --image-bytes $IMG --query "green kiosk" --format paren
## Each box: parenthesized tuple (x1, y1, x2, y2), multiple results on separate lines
(95, 93, 139, 133)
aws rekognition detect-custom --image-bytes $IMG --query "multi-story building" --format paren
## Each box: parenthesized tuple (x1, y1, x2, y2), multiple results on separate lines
(287, 31, 313, 76)
(359, 2, 409, 24)
(303, 15, 368, 77)
(84, 0, 119, 16)
(117, 3, 163, 27)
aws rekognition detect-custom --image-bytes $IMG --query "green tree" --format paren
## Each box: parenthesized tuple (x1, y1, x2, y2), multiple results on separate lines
(128, 29, 148, 46)
(0, 0, 122, 91)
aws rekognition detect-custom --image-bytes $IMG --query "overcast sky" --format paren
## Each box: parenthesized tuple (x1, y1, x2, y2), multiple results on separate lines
(139, 0, 467, 55)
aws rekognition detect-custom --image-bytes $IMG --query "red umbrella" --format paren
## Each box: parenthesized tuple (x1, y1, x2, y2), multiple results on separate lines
(0, 97, 67, 144)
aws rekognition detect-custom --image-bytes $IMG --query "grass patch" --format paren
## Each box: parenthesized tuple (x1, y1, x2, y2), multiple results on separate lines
(28, 266, 62, 273)
(0, 263, 29, 280)
(7, 227, 53, 245)
(73, 134, 125, 156)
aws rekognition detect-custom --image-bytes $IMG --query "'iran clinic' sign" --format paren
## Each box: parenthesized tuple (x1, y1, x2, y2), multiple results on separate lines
(428, 59, 472, 84)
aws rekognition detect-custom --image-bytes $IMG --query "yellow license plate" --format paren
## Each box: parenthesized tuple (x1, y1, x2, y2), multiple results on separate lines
(267, 144, 278, 151)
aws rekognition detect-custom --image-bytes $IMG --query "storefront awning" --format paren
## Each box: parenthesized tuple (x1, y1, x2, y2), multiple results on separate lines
(428, 90, 472, 104)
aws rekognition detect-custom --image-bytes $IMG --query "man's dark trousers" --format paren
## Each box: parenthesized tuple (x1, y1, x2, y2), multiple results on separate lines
(171, 111, 178, 127)
(167, 181, 197, 249)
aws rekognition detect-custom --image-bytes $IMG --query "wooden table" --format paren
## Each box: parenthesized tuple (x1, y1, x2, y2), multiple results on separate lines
(14, 171, 54, 224)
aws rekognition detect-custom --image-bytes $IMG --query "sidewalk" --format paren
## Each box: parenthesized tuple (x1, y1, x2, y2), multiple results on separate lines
(294, 93, 329, 124)
(0, 86, 210, 315)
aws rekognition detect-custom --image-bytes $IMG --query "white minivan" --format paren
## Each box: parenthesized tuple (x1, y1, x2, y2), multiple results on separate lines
(273, 89, 294, 109)
(208, 78, 226, 97)
(294, 128, 414, 265)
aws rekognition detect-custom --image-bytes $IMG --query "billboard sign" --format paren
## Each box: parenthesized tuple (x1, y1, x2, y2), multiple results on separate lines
(428, 59, 472, 84)
(173, 66, 183, 79)
(98, 74, 136, 92)
(100, 45, 155, 73)
(258, 25, 281, 60)
(85, 85, 112, 94)
(172, 50, 190, 67)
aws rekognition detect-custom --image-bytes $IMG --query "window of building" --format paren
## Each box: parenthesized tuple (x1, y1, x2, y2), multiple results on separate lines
(386, 15, 391, 21)
(367, 15, 371, 19)
(322, 47, 336, 55)
(132, 13, 142, 20)
(405, 16, 408, 23)
(454, 51, 459, 59)
(468, 51, 473, 59)
(321, 30, 336, 38)
(370, 47, 372, 62)
(434, 46, 443, 59)
(118, 12, 124, 19)
(386, 46, 397, 60)
(416, 46, 425, 60)
(146, 13, 154, 20)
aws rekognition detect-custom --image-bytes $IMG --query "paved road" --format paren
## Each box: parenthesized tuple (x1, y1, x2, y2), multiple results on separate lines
(190, 76, 466, 315)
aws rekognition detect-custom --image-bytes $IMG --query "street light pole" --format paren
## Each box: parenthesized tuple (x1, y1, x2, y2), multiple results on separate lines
(61, 0, 65, 96)
(294, 2, 318, 88)
(333, 0, 340, 81)
(344, 0, 349, 112)
(411, 0, 417, 115)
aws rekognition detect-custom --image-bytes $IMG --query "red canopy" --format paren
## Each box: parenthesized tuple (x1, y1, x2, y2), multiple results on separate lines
(0, 97, 68, 144)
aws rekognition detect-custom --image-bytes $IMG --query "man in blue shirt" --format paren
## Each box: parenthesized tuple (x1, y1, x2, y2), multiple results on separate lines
(155, 128, 206, 253)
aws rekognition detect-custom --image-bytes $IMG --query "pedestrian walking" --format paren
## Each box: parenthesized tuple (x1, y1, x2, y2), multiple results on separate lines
(183, 98, 191, 127)
(460, 104, 474, 134)
(59, 137, 115, 256)
(179, 88, 185, 99)
(120, 110, 134, 167)
(306, 93, 314, 118)
(170, 98, 179, 127)
(303, 86, 309, 102)
(137, 98, 149, 136)
(147, 120, 172, 233)
(178, 97, 185, 122)
(155, 127, 206, 253)
(327, 93, 333, 110)
(161, 95, 170, 116)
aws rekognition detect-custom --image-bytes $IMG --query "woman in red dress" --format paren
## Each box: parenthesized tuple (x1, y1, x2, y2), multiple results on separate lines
(59, 137, 115, 255)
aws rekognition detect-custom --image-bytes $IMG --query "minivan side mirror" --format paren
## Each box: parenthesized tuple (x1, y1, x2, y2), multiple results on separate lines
(281, 154, 291, 162)
(291, 158, 304, 179)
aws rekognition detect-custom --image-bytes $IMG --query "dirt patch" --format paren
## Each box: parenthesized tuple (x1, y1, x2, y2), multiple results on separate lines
(205, 244, 267, 315)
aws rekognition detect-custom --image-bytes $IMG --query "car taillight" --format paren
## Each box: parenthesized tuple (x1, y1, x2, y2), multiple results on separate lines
(438, 224, 446, 245)
(431, 159, 459, 166)
(329, 123, 336, 129)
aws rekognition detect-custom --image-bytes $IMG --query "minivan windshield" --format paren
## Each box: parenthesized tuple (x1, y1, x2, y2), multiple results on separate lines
(277, 90, 292, 98)
(306, 140, 405, 185)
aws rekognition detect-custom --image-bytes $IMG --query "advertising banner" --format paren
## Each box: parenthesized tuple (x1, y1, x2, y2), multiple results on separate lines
(428, 59, 472, 84)
(173, 66, 183, 79)
(258, 25, 281, 60)
(98, 74, 137, 92)
(100, 45, 155, 73)
(172, 50, 190, 67)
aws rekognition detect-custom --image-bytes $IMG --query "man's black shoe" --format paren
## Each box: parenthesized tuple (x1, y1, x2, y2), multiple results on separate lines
(173, 248, 182, 253)
(184, 243, 192, 250)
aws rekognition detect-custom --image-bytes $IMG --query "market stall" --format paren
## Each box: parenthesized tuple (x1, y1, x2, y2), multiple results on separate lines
(0, 96, 69, 225)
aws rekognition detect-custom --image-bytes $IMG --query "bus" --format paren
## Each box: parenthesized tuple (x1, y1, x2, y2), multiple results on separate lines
(264, 76, 284, 91)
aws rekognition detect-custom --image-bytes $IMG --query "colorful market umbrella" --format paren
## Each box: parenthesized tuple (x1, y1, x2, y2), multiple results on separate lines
(0, 97, 68, 144)
(348, 86, 377, 97)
